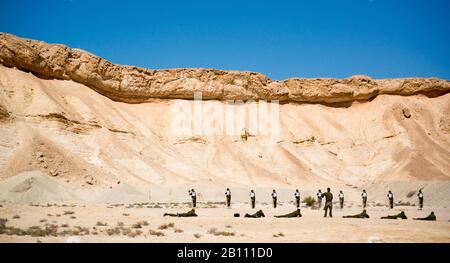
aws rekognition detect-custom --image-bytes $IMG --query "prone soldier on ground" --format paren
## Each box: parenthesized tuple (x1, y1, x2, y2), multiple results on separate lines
(381, 211, 407, 220)
(413, 212, 436, 221)
(164, 209, 198, 217)
(274, 209, 302, 218)
(245, 209, 265, 218)
(343, 209, 370, 219)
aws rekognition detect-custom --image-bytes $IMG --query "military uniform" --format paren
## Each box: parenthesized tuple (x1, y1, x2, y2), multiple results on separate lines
(321, 191, 333, 217)
(245, 209, 265, 218)
(361, 191, 368, 208)
(343, 209, 370, 219)
(417, 191, 424, 209)
(317, 191, 323, 209)
(225, 189, 231, 208)
(413, 212, 436, 221)
(294, 191, 300, 208)
(387, 192, 394, 209)
(250, 191, 256, 209)
(275, 209, 302, 218)
(164, 209, 198, 217)
(190, 190, 197, 208)
(381, 211, 407, 220)
(272, 191, 277, 208)
(338, 192, 344, 209)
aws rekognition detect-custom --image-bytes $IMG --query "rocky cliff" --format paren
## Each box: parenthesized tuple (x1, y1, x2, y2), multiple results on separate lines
(1, 33, 449, 104)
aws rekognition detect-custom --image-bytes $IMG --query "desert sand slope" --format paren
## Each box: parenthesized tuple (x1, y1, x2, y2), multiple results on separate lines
(0, 63, 449, 205)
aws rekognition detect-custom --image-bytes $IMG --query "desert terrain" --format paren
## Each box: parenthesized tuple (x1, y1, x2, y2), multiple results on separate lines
(0, 33, 449, 242)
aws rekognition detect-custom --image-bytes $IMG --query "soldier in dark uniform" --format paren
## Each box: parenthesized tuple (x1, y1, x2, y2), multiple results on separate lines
(245, 209, 265, 218)
(381, 211, 407, 220)
(387, 190, 394, 209)
(413, 212, 436, 221)
(361, 189, 368, 208)
(316, 189, 323, 209)
(294, 189, 300, 208)
(164, 209, 198, 217)
(271, 189, 277, 208)
(343, 209, 370, 219)
(417, 189, 424, 209)
(321, 187, 333, 217)
(189, 189, 197, 208)
(275, 209, 302, 218)
(338, 190, 344, 209)
(225, 188, 231, 208)
(250, 190, 256, 209)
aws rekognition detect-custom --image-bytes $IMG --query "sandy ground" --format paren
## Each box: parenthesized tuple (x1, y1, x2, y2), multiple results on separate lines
(1, 202, 449, 243)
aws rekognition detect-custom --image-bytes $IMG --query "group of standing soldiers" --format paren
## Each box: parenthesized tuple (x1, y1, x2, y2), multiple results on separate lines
(187, 188, 425, 213)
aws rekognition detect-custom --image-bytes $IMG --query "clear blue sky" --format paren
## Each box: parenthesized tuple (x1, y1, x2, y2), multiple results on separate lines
(1, 0, 449, 80)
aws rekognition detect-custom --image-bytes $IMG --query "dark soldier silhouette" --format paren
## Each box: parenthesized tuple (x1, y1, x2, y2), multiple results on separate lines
(189, 189, 197, 208)
(294, 189, 300, 208)
(271, 189, 277, 208)
(225, 188, 231, 208)
(413, 212, 436, 221)
(245, 209, 265, 218)
(316, 189, 323, 209)
(321, 187, 333, 217)
(275, 209, 302, 218)
(338, 190, 344, 209)
(381, 211, 407, 220)
(417, 189, 424, 209)
(387, 190, 394, 209)
(250, 190, 256, 209)
(164, 209, 198, 217)
(361, 189, 368, 208)
(343, 209, 370, 219)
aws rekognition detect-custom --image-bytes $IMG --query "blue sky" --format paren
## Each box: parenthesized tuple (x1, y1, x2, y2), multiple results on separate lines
(1, 0, 449, 80)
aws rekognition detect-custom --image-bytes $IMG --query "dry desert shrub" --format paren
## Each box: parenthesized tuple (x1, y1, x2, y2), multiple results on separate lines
(303, 196, 316, 207)
(63, 211, 75, 215)
(96, 221, 108, 226)
(193, 233, 201, 239)
(273, 232, 285, 238)
(158, 223, 174, 230)
(174, 229, 184, 233)
(149, 229, 165, 237)
(12, 215, 20, 219)
(127, 230, 142, 238)
(207, 228, 235, 237)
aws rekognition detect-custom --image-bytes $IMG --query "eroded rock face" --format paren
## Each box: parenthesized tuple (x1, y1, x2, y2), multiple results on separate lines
(0, 32, 449, 104)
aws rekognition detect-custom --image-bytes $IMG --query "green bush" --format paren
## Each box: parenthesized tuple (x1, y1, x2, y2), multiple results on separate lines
(303, 196, 316, 207)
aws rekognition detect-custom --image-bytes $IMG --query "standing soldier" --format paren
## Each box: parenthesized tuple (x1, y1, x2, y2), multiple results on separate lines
(294, 189, 301, 208)
(361, 189, 368, 208)
(338, 190, 344, 209)
(189, 189, 197, 208)
(271, 189, 278, 208)
(250, 190, 256, 209)
(417, 189, 424, 209)
(387, 190, 394, 209)
(225, 188, 231, 208)
(321, 188, 333, 217)
(316, 189, 323, 209)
